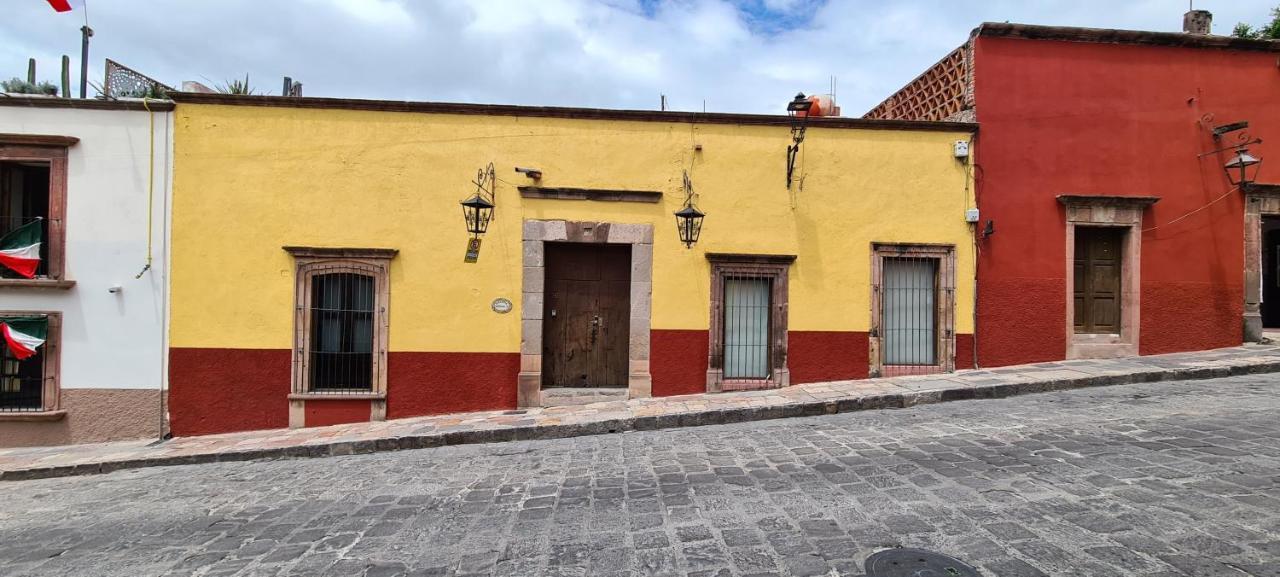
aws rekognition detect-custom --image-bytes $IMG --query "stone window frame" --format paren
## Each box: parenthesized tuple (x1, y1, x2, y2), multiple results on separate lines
(0, 134, 77, 289)
(705, 253, 794, 392)
(0, 310, 63, 420)
(1243, 184, 1280, 341)
(284, 247, 396, 419)
(869, 243, 956, 377)
(519, 220, 653, 408)
(1057, 195, 1158, 359)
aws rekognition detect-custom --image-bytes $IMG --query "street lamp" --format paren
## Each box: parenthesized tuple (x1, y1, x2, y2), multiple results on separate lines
(460, 163, 496, 238)
(1225, 148, 1261, 187)
(674, 204, 705, 248)
(460, 192, 494, 238)
(786, 93, 812, 189)
(675, 170, 705, 248)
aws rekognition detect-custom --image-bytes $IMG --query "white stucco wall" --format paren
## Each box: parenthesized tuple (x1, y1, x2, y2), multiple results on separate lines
(0, 103, 171, 390)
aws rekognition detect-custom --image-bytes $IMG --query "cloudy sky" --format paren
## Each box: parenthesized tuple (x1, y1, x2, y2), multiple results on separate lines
(3, 0, 1276, 115)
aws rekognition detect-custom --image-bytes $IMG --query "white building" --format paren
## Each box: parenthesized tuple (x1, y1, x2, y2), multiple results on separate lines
(0, 98, 171, 446)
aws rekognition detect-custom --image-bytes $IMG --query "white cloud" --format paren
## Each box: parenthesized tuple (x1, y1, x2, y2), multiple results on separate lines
(1, 0, 1274, 115)
(324, 0, 415, 29)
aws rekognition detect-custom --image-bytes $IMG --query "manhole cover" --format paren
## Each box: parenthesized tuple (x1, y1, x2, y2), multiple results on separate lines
(865, 548, 981, 577)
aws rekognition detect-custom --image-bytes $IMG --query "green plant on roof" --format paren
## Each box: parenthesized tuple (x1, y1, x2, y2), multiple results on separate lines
(1, 78, 58, 95)
(216, 74, 256, 95)
(115, 83, 169, 99)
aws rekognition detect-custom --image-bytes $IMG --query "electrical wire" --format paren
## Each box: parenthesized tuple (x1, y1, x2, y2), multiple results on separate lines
(1142, 185, 1238, 233)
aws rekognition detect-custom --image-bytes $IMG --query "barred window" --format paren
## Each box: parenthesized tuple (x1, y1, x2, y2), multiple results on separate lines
(309, 272, 375, 391)
(0, 344, 42, 410)
(285, 247, 396, 397)
(870, 244, 956, 377)
(0, 313, 60, 413)
(706, 254, 794, 392)
(723, 276, 772, 380)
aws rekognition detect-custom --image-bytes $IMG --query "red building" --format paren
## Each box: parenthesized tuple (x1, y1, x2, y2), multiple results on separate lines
(867, 13, 1280, 366)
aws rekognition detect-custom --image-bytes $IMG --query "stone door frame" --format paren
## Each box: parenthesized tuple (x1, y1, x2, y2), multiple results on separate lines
(518, 220, 653, 408)
(1243, 184, 1280, 341)
(1057, 195, 1158, 359)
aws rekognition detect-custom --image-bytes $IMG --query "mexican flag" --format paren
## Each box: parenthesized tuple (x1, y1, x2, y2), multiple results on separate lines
(1, 317, 46, 360)
(46, 0, 75, 12)
(0, 219, 42, 279)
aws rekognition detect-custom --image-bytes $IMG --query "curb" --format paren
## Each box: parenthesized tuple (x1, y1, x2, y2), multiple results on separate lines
(4, 359, 1280, 482)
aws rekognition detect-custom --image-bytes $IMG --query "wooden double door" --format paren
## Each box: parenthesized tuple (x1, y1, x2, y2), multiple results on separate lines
(542, 243, 631, 388)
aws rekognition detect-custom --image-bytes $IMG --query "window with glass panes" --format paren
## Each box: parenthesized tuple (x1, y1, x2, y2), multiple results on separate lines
(706, 254, 793, 392)
(0, 135, 73, 281)
(286, 248, 395, 396)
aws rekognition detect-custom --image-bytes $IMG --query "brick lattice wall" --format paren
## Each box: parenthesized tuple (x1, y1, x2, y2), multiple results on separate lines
(864, 43, 972, 122)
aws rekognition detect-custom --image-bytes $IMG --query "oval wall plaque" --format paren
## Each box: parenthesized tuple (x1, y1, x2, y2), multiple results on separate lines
(491, 297, 513, 314)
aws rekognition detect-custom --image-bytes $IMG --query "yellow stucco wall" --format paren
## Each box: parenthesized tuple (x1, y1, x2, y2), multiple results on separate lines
(171, 103, 975, 352)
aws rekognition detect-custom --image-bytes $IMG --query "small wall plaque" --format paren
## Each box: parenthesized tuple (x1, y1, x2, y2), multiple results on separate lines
(464, 238, 482, 263)
(491, 297, 512, 314)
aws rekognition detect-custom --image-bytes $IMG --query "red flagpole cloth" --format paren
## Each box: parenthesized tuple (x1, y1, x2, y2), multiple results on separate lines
(46, 0, 73, 12)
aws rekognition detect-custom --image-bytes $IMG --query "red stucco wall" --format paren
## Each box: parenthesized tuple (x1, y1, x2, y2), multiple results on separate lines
(789, 331, 868, 384)
(169, 348, 291, 436)
(651, 329, 709, 396)
(172, 331, 976, 436)
(972, 36, 1279, 366)
(304, 399, 371, 428)
(955, 333, 976, 371)
(170, 349, 520, 436)
(386, 352, 519, 419)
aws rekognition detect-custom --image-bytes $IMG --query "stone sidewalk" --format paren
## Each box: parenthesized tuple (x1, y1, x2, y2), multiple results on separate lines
(4, 344, 1280, 482)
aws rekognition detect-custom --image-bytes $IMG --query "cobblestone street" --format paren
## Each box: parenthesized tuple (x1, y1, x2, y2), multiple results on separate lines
(3, 375, 1280, 577)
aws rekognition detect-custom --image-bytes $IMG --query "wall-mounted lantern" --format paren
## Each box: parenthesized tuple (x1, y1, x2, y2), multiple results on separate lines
(786, 93, 811, 189)
(1225, 147, 1262, 187)
(675, 170, 705, 248)
(460, 163, 496, 238)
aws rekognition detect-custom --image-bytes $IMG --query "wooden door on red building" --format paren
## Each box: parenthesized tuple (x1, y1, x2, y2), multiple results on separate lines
(1073, 227, 1123, 334)
(542, 243, 631, 388)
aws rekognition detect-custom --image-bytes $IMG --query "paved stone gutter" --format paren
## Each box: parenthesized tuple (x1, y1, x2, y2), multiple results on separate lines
(3, 344, 1279, 482)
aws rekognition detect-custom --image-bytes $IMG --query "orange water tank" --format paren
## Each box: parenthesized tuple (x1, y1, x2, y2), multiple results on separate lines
(805, 94, 841, 117)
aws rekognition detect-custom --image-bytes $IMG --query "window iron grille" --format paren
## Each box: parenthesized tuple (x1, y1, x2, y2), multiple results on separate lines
(0, 342, 43, 411)
(722, 274, 772, 382)
(308, 270, 375, 393)
(707, 253, 793, 392)
(881, 256, 952, 376)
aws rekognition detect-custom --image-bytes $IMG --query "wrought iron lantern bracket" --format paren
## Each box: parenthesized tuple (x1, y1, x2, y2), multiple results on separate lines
(786, 93, 811, 189)
(674, 170, 705, 248)
(460, 162, 497, 238)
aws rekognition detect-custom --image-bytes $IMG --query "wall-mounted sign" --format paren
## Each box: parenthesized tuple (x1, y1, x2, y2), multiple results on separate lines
(491, 297, 513, 314)
(464, 237, 482, 263)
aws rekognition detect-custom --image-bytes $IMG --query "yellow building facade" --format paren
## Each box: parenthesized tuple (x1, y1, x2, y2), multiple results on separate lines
(168, 94, 976, 435)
